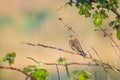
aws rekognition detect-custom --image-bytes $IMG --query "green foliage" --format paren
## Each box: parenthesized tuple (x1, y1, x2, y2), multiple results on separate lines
(109, 16, 120, 39)
(71, 70, 92, 80)
(76, 1, 93, 17)
(32, 69, 49, 80)
(57, 57, 67, 65)
(23, 65, 36, 73)
(67, 0, 120, 39)
(23, 65, 49, 80)
(2, 52, 16, 65)
(93, 9, 108, 27)
(1, 53, 94, 80)
(117, 27, 120, 40)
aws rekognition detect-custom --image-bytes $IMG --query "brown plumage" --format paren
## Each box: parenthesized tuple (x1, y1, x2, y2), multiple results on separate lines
(69, 35, 86, 57)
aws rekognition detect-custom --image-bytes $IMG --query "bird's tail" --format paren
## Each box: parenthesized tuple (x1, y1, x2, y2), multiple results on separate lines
(79, 51, 86, 57)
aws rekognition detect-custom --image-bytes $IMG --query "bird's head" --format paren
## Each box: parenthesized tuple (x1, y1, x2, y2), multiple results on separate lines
(69, 35, 76, 40)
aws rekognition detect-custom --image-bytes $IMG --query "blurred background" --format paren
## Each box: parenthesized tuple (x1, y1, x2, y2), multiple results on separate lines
(0, 0, 120, 80)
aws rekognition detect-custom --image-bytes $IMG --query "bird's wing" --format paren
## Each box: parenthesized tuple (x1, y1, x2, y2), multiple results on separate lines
(75, 39, 83, 52)
(69, 40, 77, 51)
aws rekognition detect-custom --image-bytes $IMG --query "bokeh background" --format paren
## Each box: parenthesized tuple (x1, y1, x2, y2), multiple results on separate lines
(0, 0, 120, 80)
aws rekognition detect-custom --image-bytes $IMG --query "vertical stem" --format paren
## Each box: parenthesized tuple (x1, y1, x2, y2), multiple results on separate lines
(94, 71, 97, 80)
(91, 47, 108, 80)
(55, 64, 60, 80)
(65, 64, 71, 79)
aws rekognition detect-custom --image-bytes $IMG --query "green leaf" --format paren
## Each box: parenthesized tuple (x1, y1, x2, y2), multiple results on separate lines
(68, 0, 73, 6)
(10, 52, 16, 57)
(58, 57, 67, 65)
(108, 5, 113, 10)
(78, 71, 92, 80)
(93, 12, 99, 19)
(84, 3, 92, 10)
(79, 6, 83, 15)
(23, 65, 36, 73)
(117, 18, 120, 23)
(23, 67, 32, 73)
(2, 57, 7, 62)
(84, 71, 92, 79)
(84, 10, 91, 17)
(2, 52, 16, 65)
(72, 70, 79, 75)
(76, 2, 80, 8)
(32, 69, 49, 80)
(117, 27, 120, 40)
(94, 17, 102, 27)
(9, 59, 14, 64)
(100, 9, 108, 19)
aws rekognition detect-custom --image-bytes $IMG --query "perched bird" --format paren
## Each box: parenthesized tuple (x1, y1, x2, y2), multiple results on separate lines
(69, 35, 86, 57)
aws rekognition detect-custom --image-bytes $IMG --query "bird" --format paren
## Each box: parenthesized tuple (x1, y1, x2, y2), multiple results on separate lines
(69, 35, 86, 57)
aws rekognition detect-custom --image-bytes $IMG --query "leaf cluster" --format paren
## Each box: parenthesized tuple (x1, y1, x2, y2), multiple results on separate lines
(2, 52, 16, 65)
(67, 0, 120, 39)
(70, 70, 92, 80)
(23, 65, 49, 80)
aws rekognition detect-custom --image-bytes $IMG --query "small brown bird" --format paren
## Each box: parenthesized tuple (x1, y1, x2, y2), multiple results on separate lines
(69, 35, 86, 57)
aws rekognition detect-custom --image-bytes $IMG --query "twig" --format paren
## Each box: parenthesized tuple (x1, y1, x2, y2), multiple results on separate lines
(65, 64, 71, 79)
(0, 66, 35, 80)
(58, 18, 80, 38)
(26, 57, 120, 74)
(55, 64, 60, 80)
(94, 71, 97, 80)
(56, 1, 76, 12)
(91, 47, 109, 80)
(22, 42, 92, 59)
(109, 39, 120, 66)
(22, 42, 77, 55)
(111, 8, 120, 17)
(23, 42, 120, 74)
(26, 57, 39, 63)
(100, 27, 120, 50)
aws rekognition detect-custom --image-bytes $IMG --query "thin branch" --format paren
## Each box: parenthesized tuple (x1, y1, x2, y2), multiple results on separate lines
(0, 66, 35, 80)
(23, 42, 120, 74)
(22, 42, 91, 59)
(100, 27, 120, 50)
(100, 27, 120, 67)
(55, 64, 60, 80)
(65, 64, 71, 79)
(109, 39, 120, 66)
(58, 18, 80, 38)
(111, 8, 120, 17)
(26, 57, 120, 74)
(22, 42, 77, 55)
(26, 57, 39, 63)
(94, 71, 97, 80)
(91, 47, 107, 71)
(91, 47, 109, 80)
